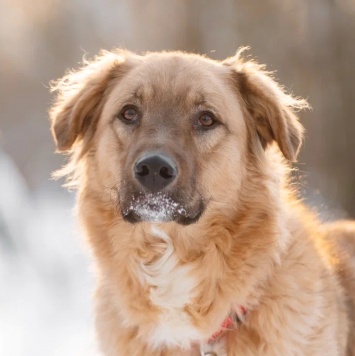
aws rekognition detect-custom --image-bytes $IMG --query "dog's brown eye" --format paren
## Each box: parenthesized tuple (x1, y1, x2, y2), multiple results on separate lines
(197, 113, 217, 128)
(120, 107, 139, 123)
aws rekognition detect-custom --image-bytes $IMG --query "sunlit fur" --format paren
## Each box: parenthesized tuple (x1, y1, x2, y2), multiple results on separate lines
(50, 49, 355, 355)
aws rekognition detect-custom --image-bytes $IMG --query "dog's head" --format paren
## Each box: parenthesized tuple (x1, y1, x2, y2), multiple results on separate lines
(50, 49, 307, 225)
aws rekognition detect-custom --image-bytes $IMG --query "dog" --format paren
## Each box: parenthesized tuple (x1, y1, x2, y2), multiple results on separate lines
(50, 48, 355, 355)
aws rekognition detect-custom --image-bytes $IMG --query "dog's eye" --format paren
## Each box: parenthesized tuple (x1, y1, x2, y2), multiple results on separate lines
(120, 106, 139, 123)
(195, 112, 217, 129)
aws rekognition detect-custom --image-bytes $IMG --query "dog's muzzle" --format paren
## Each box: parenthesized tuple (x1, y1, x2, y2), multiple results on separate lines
(121, 151, 205, 225)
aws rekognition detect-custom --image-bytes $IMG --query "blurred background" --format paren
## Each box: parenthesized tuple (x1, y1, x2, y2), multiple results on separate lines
(0, 0, 354, 355)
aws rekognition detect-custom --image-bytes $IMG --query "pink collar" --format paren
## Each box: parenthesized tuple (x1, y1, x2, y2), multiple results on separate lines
(208, 306, 247, 343)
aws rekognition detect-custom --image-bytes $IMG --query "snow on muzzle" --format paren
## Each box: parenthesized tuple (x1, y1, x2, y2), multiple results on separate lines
(123, 193, 187, 223)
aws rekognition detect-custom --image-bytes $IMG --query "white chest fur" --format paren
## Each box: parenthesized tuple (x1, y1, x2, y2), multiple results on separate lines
(140, 226, 202, 349)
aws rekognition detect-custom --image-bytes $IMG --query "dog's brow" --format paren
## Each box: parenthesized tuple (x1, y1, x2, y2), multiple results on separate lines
(192, 93, 207, 107)
(194, 99, 207, 107)
(132, 84, 158, 103)
(132, 87, 144, 101)
(192, 94, 221, 116)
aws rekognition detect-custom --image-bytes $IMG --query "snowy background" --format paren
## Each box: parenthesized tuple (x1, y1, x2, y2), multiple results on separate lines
(0, 1, 354, 355)
(0, 151, 97, 355)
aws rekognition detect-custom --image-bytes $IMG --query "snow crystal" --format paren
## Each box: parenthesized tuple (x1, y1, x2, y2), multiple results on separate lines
(125, 193, 187, 222)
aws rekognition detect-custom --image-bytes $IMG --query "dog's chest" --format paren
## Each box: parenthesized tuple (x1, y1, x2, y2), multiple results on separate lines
(139, 226, 202, 348)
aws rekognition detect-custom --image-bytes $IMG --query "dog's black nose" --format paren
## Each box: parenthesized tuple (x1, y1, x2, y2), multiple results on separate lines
(134, 153, 178, 192)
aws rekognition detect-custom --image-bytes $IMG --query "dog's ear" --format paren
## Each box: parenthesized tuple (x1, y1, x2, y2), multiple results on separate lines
(224, 49, 309, 161)
(50, 50, 131, 152)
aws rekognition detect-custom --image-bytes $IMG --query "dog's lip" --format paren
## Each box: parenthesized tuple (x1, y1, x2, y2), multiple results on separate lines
(122, 208, 204, 225)
(174, 204, 205, 225)
(122, 192, 185, 222)
(121, 193, 205, 225)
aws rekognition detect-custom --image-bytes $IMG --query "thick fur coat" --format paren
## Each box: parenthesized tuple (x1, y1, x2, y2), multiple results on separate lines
(50, 49, 355, 355)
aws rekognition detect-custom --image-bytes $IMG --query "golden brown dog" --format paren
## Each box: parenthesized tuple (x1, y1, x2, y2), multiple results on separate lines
(50, 49, 355, 355)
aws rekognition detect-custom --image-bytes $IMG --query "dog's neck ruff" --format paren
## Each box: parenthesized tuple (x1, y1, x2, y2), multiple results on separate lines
(200, 306, 248, 356)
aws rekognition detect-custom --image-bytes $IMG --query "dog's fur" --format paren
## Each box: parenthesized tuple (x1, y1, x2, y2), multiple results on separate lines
(50, 49, 355, 355)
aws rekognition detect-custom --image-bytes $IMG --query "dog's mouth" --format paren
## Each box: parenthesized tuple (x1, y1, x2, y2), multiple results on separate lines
(121, 192, 205, 225)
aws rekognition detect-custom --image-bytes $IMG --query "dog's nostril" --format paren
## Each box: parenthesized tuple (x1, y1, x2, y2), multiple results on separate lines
(159, 166, 173, 179)
(136, 164, 149, 177)
(134, 153, 178, 192)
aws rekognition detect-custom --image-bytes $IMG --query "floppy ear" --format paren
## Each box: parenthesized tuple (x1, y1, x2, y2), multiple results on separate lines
(224, 50, 308, 161)
(50, 50, 130, 152)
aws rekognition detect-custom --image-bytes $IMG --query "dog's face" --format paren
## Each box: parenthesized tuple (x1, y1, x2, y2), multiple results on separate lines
(50, 50, 306, 225)
(96, 53, 249, 225)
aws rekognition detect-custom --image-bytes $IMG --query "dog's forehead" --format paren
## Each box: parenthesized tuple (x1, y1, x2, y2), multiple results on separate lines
(120, 53, 231, 108)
